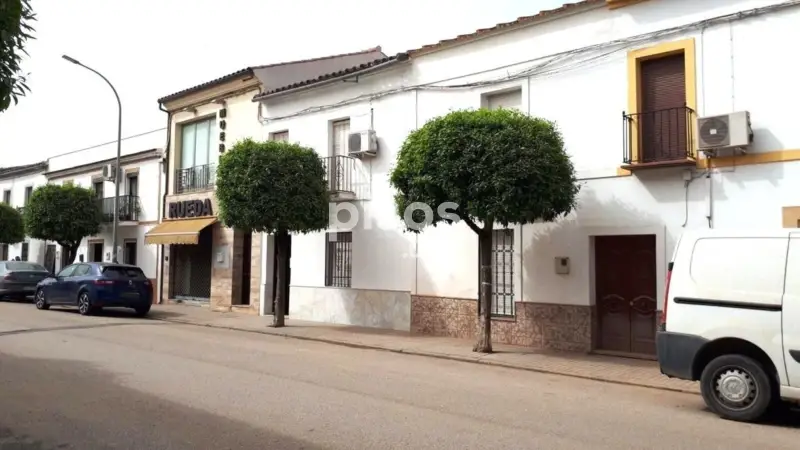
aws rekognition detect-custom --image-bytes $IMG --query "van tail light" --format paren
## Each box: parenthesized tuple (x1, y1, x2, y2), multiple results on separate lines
(660, 262, 673, 331)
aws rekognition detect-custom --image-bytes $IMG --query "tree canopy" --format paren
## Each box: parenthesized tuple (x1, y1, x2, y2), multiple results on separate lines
(389, 108, 580, 353)
(215, 138, 329, 234)
(0, 202, 25, 245)
(24, 184, 101, 264)
(390, 108, 580, 234)
(1, 0, 36, 112)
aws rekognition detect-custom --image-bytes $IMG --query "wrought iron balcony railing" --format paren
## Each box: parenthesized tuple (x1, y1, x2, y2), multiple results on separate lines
(623, 106, 696, 166)
(321, 155, 355, 194)
(174, 163, 216, 194)
(97, 195, 140, 223)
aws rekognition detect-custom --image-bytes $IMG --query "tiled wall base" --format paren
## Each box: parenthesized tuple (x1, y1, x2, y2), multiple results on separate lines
(411, 296, 592, 352)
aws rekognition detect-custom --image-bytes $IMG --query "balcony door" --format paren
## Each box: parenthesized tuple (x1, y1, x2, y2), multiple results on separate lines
(330, 119, 351, 192)
(639, 53, 688, 163)
(179, 117, 216, 192)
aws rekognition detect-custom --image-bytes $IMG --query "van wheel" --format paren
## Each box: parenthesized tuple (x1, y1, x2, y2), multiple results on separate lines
(700, 354, 772, 422)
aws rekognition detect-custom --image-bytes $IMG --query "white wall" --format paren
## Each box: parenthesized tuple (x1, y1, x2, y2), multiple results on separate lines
(0, 170, 48, 263)
(261, 0, 800, 310)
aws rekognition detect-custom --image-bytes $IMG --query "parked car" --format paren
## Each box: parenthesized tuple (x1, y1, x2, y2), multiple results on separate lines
(34, 262, 152, 317)
(657, 229, 800, 422)
(0, 261, 52, 300)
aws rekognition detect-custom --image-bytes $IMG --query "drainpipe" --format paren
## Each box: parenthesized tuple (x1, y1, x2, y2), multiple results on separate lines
(157, 103, 172, 304)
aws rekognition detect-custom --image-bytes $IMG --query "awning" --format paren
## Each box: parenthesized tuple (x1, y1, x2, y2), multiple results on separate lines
(144, 217, 217, 245)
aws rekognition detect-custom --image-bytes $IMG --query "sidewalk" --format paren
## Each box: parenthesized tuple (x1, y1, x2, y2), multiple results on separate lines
(149, 304, 699, 395)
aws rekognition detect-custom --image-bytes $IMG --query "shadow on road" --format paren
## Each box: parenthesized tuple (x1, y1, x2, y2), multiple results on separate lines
(0, 352, 325, 450)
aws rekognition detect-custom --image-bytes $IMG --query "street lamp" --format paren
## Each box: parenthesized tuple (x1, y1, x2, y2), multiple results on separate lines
(62, 54, 122, 263)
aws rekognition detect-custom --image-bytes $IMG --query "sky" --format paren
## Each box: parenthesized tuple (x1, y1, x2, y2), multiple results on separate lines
(0, 0, 567, 167)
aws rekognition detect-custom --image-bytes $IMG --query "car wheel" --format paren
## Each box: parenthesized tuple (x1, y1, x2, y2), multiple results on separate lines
(133, 304, 151, 317)
(700, 354, 773, 422)
(77, 292, 93, 316)
(34, 289, 50, 310)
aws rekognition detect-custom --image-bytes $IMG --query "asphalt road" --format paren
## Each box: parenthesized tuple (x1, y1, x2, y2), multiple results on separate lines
(1, 302, 799, 450)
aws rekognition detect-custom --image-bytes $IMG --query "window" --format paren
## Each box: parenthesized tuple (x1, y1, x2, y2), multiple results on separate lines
(331, 119, 350, 157)
(180, 117, 216, 170)
(484, 89, 522, 111)
(72, 264, 91, 277)
(479, 229, 515, 317)
(21, 243, 29, 261)
(102, 265, 146, 280)
(270, 131, 289, 142)
(6, 261, 47, 272)
(0, 244, 8, 260)
(2, 190, 10, 204)
(24, 186, 32, 205)
(325, 231, 352, 287)
(57, 264, 77, 278)
(93, 180, 104, 199)
(128, 175, 139, 197)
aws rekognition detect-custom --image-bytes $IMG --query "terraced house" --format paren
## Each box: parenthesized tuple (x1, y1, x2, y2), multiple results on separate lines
(0, 161, 49, 267)
(148, 47, 387, 314)
(255, 0, 800, 357)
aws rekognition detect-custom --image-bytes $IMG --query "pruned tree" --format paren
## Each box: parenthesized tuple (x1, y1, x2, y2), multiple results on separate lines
(216, 138, 329, 327)
(390, 108, 580, 353)
(24, 184, 102, 264)
(0, 202, 25, 246)
(1, 0, 36, 111)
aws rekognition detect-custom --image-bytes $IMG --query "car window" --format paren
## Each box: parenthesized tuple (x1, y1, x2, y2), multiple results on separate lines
(57, 265, 77, 278)
(73, 264, 91, 277)
(6, 262, 47, 272)
(0, 263, 6, 275)
(102, 266, 146, 280)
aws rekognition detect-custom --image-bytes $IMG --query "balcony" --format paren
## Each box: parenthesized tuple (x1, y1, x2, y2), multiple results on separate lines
(622, 106, 697, 170)
(174, 164, 216, 194)
(97, 195, 141, 223)
(321, 155, 357, 202)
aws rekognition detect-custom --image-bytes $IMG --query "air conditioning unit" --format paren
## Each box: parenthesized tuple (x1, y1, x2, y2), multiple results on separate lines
(348, 130, 378, 158)
(697, 111, 753, 153)
(102, 164, 117, 180)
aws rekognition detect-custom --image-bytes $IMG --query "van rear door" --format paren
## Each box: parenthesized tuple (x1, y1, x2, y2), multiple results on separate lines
(781, 232, 800, 387)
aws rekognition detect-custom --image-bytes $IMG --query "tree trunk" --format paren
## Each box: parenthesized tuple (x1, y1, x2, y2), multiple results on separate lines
(271, 230, 289, 328)
(473, 226, 494, 353)
(60, 242, 79, 267)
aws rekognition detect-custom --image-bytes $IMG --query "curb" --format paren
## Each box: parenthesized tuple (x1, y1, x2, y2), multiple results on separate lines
(152, 316, 700, 396)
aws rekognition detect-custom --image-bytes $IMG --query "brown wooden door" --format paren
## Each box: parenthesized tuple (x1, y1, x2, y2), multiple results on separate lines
(595, 235, 657, 355)
(639, 53, 687, 162)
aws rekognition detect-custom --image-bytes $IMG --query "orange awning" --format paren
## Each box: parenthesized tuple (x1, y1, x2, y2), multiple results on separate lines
(144, 217, 217, 245)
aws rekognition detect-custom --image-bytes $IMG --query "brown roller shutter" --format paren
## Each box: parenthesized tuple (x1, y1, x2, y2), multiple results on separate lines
(638, 53, 688, 162)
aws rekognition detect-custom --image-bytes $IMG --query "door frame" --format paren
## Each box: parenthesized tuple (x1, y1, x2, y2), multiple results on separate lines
(587, 225, 666, 355)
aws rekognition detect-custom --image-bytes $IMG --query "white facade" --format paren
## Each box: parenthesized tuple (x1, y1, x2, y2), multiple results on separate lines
(46, 129, 165, 279)
(0, 165, 49, 264)
(257, 0, 800, 332)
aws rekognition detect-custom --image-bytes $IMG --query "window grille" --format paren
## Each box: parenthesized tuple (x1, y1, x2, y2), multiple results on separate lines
(325, 231, 352, 288)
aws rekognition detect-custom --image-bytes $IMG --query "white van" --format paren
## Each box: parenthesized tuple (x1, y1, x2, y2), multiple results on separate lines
(658, 229, 800, 422)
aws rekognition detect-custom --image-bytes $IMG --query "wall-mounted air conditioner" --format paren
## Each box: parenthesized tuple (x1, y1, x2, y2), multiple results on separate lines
(348, 130, 378, 158)
(102, 164, 117, 181)
(697, 111, 753, 154)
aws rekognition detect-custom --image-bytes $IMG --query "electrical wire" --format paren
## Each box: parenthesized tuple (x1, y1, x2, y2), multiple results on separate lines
(261, 0, 800, 123)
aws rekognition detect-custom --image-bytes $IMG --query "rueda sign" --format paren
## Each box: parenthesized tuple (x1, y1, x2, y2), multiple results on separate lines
(168, 198, 214, 219)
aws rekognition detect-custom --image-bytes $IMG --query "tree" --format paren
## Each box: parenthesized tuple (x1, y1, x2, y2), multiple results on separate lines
(1, 0, 36, 112)
(0, 203, 25, 246)
(216, 138, 329, 327)
(24, 184, 102, 264)
(389, 108, 580, 353)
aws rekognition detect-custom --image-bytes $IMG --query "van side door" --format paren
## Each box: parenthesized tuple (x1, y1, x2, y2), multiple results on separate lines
(782, 232, 800, 387)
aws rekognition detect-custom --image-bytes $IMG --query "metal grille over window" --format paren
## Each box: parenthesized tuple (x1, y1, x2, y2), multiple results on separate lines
(491, 229, 515, 316)
(21, 243, 29, 262)
(325, 231, 352, 288)
(270, 131, 289, 142)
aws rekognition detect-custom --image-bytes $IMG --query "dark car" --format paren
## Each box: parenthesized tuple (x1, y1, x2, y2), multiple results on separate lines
(34, 262, 152, 316)
(0, 261, 52, 300)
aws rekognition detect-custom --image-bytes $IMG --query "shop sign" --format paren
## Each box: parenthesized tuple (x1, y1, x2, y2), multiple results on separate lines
(168, 198, 213, 219)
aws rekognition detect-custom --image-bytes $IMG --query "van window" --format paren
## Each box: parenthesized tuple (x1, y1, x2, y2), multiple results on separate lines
(690, 237, 787, 305)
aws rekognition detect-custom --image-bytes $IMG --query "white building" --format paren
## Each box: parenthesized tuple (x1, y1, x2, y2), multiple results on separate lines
(0, 161, 50, 267)
(256, 0, 800, 356)
(45, 129, 165, 291)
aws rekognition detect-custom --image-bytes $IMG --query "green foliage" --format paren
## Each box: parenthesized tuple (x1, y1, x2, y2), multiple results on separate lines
(390, 108, 580, 232)
(0, 0, 36, 111)
(215, 138, 329, 234)
(24, 184, 101, 257)
(0, 203, 24, 244)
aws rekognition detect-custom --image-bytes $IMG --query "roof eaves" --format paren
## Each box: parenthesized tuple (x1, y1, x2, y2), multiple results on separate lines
(250, 46, 386, 70)
(0, 161, 48, 180)
(44, 149, 162, 179)
(406, 0, 604, 57)
(157, 68, 253, 104)
(253, 53, 408, 101)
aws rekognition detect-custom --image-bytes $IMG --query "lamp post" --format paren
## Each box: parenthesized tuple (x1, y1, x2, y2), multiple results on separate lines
(62, 55, 122, 263)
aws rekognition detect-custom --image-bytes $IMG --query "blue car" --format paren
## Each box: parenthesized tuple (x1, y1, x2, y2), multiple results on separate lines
(34, 262, 153, 316)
